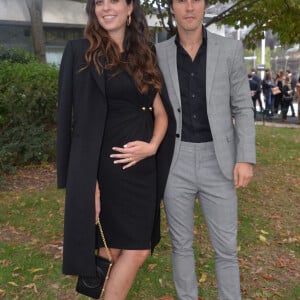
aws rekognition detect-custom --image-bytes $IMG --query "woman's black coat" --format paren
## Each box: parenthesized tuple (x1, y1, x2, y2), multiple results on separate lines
(57, 39, 176, 276)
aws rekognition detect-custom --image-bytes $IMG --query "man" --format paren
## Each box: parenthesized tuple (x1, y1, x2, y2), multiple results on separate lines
(248, 73, 259, 119)
(251, 68, 263, 113)
(155, 0, 256, 299)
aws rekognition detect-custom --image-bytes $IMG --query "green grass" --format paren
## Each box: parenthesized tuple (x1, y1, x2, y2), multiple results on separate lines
(286, 285, 300, 299)
(1, 125, 300, 299)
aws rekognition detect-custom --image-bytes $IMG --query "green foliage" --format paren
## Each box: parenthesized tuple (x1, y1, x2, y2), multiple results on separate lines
(143, 0, 300, 48)
(0, 56, 58, 174)
(0, 61, 58, 127)
(0, 124, 55, 173)
(207, 0, 300, 49)
(0, 46, 36, 64)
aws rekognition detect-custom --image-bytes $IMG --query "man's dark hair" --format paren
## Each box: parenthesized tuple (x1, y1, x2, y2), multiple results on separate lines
(168, 0, 209, 7)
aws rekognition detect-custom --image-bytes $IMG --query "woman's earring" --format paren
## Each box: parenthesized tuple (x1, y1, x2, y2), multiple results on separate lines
(127, 14, 131, 26)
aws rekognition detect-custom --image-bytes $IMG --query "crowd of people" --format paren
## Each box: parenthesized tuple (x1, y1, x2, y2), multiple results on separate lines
(249, 67, 300, 123)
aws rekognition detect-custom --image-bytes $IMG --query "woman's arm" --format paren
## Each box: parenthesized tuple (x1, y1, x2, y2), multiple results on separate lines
(148, 92, 169, 154)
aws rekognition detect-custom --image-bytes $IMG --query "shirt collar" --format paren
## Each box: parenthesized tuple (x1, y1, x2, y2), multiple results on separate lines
(175, 26, 207, 47)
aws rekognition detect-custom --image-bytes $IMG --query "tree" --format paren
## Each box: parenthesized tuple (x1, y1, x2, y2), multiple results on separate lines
(25, 0, 85, 63)
(142, 0, 300, 49)
(26, 0, 46, 63)
(143, 0, 176, 37)
(207, 0, 300, 48)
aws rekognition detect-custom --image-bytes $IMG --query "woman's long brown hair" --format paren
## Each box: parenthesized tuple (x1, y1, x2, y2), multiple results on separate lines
(84, 0, 161, 94)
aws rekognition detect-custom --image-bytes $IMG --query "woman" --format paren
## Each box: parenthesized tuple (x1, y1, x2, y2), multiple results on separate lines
(273, 69, 283, 115)
(285, 70, 296, 117)
(56, 0, 175, 298)
(281, 76, 293, 121)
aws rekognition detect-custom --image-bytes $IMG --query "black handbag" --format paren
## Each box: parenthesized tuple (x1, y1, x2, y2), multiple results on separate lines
(282, 95, 293, 103)
(76, 218, 113, 299)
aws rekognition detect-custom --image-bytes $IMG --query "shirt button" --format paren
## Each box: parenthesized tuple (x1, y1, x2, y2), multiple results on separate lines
(177, 108, 181, 113)
(176, 133, 180, 138)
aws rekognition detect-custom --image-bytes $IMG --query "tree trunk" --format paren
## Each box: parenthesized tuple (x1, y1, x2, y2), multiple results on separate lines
(26, 0, 46, 63)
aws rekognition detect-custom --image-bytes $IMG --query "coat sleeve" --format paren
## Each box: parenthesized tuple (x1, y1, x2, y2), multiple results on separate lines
(152, 43, 176, 199)
(156, 76, 176, 199)
(229, 41, 256, 164)
(151, 73, 176, 253)
(56, 41, 74, 188)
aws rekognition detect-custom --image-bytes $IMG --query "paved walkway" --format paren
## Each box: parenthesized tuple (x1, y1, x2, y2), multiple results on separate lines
(255, 111, 300, 128)
(254, 100, 300, 129)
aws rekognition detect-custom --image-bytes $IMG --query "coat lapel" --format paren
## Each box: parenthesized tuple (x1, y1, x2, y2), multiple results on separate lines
(90, 63, 106, 97)
(79, 39, 106, 97)
(206, 31, 220, 104)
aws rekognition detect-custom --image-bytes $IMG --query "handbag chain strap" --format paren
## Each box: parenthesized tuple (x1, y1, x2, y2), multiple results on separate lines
(96, 218, 112, 262)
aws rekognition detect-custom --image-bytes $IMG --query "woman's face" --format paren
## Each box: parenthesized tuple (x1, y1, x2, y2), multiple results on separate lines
(95, 0, 133, 40)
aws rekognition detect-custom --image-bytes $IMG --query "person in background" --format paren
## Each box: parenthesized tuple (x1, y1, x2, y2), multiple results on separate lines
(273, 69, 284, 116)
(248, 73, 259, 119)
(155, 0, 256, 299)
(296, 76, 300, 124)
(262, 69, 274, 117)
(286, 69, 296, 117)
(251, 68, 263, 112)
(281, 75, 293, 122)
(56, 0, 175, 299)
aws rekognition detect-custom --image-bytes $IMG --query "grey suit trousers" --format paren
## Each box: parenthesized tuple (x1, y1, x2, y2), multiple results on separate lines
(164, 142, 241, 300)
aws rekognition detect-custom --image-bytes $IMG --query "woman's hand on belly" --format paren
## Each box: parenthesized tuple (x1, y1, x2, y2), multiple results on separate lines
(110, 140, 157, 170)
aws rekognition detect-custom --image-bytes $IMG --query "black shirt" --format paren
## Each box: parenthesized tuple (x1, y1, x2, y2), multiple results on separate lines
(175, 28, 213, 143)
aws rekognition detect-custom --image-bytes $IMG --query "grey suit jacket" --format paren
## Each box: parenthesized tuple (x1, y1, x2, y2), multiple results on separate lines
(156, 30, 256, 180)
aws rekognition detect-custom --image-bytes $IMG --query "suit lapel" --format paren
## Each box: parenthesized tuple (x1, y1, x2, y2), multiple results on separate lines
(166, 33, 219, 107)
(206, 32, 220, 104)
(166, 38, 181, 107)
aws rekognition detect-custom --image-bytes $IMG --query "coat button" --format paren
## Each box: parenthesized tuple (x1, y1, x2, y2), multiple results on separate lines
(176, 133, 180, 138)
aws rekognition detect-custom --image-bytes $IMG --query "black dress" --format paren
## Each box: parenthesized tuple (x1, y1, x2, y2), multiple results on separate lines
(98, 68, 157, 250)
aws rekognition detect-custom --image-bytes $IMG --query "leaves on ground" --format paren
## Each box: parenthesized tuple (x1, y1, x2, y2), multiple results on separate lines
(1, 127, 300, 299)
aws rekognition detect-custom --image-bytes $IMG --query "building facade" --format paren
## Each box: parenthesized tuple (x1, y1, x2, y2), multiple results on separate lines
(0, 0, 224, 65)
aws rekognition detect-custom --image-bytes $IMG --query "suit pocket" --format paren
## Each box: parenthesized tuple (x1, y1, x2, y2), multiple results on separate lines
(225, 133, 234, 143)
(214, 134, 235, 180)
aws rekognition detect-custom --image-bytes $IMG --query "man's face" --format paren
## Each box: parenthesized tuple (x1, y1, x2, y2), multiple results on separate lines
(171, 0, 206, 33)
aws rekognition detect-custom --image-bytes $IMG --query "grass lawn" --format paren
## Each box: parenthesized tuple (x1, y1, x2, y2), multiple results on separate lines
(0, 125, 300, 299)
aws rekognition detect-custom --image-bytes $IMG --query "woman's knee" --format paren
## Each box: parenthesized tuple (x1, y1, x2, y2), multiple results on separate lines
(110, 248, 122, 262)
(98, 247, 121, 263)
(125, 249, 150, 267)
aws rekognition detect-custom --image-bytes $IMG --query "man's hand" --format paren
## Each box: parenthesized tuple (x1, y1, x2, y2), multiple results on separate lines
(233, 162, 254, 189)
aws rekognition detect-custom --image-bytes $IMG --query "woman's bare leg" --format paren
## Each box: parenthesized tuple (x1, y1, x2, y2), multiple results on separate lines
(103, 249, 150, 300)
(99, 247, 121, 262)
